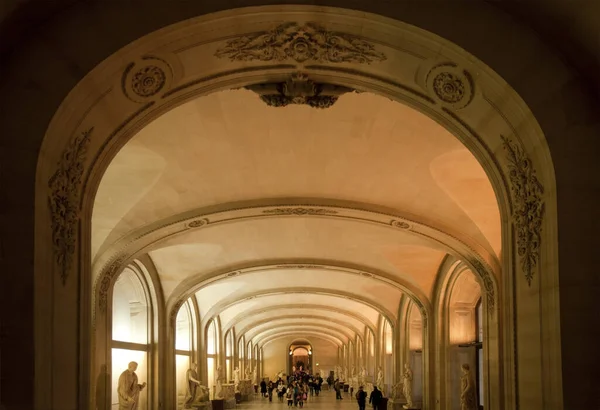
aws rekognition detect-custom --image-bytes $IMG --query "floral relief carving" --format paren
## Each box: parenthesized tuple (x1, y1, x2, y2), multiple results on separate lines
(263, 207, 338, 215)
(98, 254, 128, 311)
(432, 72, 465, 103)
(214, 22, 387, 64)
(48, 128, 93, 285)
(122, 56, 173, 102)
(502, 136, 545, 286)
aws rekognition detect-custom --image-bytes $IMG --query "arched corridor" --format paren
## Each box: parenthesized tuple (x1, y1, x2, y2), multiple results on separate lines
(2, 3, 599, 410)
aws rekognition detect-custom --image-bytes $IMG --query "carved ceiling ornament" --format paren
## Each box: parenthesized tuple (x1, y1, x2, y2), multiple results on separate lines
(502, 136, 545, 286)
(262, 207, 338, 215)
(245, 73, 354, 109)
(122, 56, 173, 103)
(425, 63, 474, 110)
(214, 22, 387, 64)
(97, 254, 128, 311)
(48, 128, 93, 285)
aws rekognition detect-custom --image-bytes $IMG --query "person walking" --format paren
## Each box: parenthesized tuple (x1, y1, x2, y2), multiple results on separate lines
(355, 386, 367, 410)
(369, 386, 383, 410)
(334, 379, 343, 400)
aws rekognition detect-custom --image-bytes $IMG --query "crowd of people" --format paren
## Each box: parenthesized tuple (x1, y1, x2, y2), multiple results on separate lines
(258, 368, 323, 407)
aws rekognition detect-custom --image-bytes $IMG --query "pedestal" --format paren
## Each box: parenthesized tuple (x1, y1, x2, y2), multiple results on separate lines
(211, 399, 224, 410)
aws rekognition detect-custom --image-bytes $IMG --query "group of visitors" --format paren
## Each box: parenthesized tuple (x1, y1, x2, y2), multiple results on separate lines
(258, 371, 323, 407)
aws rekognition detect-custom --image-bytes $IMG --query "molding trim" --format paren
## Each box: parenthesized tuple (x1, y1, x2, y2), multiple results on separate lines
(502, 136, 545, 285)
(48, 127, 93, 285)
(214, 22, 387, 64)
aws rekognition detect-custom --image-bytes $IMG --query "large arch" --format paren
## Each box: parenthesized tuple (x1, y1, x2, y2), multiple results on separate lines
(11, 3, 593, 410)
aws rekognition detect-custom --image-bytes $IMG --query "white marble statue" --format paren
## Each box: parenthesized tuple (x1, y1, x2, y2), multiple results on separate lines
(376, 366, 384, 391)
(351, 366, 356, 378)
(184, 363, 201, 408)
(277, 369, 284, 380)
(117, 361, 146, 410)
(252, 366, 258, 385)
(215, 366, 224, 399)
(402, 363, 413, 409)
(343, 366, 348, 381)
(244, 366, 251, 380)
(460, 364, 477, 410)
(359, 367, 367, 385)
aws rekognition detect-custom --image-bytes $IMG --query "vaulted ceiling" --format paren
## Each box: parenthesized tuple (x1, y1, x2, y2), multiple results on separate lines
(93, 89, 498, 347)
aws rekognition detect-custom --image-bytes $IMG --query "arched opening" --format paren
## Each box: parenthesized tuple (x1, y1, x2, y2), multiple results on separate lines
(30, 6, 565, 410)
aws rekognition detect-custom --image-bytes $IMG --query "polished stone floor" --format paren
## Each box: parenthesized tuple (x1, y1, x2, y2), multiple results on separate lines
(237, 390, 365, 409)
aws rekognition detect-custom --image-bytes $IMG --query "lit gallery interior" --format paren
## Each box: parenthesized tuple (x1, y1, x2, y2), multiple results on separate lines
(1, 3, 599, 410)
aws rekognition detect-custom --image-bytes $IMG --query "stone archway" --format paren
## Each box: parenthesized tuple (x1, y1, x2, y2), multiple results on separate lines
(29, 5, 564, 410)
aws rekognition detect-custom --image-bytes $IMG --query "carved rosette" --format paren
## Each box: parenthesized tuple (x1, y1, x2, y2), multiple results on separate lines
(469, 259, 496, 312)
(263, 207, 338, 215)
(502, 136, 545, 285)
(97, 254, 128, 311)
(122, 56, 173, 102)
(48, 128, 93, 285)
(425, 63, 474, 109)
(215, 22, 387, 64)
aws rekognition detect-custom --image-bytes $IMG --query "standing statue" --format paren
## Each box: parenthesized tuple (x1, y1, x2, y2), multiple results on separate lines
(351, 366, 356, 378)
(215, 366, 224, 399)
(343, 366, 348, 382)
(117, 361, 146, 410)
(359, 367, 367, 385)
(233, 367, 241, 391)
(184, 363, 201, 408)
(252, 366, 258, 385)
(402, 363, 413, 409)
(460, 364, 478, 410)
(244, 366, 251, 380)
(376, 366, 384, 391)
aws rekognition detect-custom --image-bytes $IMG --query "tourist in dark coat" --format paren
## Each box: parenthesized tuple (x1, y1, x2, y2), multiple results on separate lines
(369, 386, 383, 409)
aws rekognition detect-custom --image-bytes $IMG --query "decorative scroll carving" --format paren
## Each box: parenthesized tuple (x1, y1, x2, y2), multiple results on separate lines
(469, 259, 496, 311)
(277, 264, 323, 269)
(215, 22, 387, 64)
(245, 73, 353, 109)
(188, 218, 209, 228)
(263, 207, 338, 215)
(425, 63, 474, 110)
(98, 254, 128, 311)
(390, 220, 410, 229)
(502, 136, 545, 285)
(48, 128, 93, 285)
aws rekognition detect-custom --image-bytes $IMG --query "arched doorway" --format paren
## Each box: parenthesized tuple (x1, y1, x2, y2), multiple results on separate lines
(31, 5, 564, 410)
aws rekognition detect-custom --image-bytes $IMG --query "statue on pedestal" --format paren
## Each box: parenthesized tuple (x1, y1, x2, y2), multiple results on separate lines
(359, 367, 367, 385)
(343, 366, 348, 382)
(233, 367, 241, 391)
(460, 364, 477, 410)
(376, 366, 384, 391)
(184, 363, 201, 408)
(351, 366, 356, 379)
(215, 366, 224, 399)
(244, 366, 251, 380)
(252, 366, 258, 385)
(117, 361, 146, 410)
(402, 363, 413, 409)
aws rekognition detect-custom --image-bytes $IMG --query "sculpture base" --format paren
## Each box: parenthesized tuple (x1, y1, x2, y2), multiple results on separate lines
(191, 402, 212, 410)
(224, 398, 237, 409)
